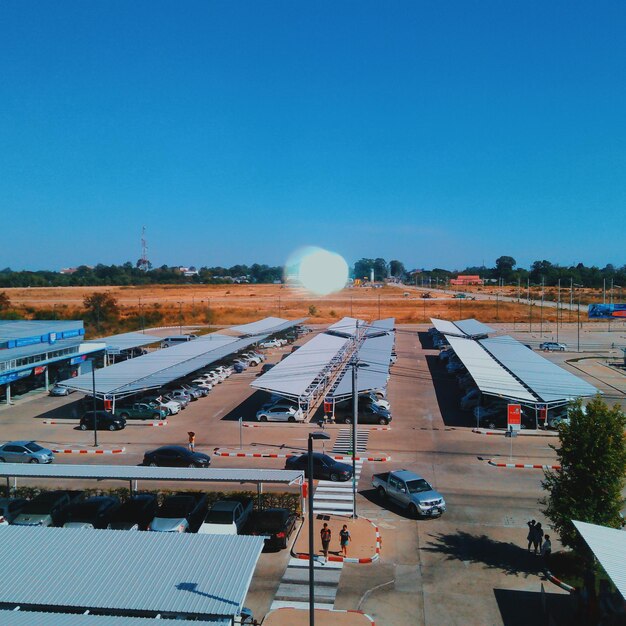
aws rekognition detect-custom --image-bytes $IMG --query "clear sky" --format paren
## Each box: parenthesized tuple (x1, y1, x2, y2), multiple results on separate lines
(1, 1, 625, 272)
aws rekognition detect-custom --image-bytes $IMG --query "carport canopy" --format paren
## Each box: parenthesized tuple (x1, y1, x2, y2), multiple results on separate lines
(0, 611, 228, 626)
(94, 331, 162, 354)
(228, 316, 307, 337)
(431, 318, 494, 339)
(326, 316, 363, 338)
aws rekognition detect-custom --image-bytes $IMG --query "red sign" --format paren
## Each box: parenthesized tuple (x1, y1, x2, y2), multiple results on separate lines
(33, 366, 47, 375)
(507, 404, 522, 430)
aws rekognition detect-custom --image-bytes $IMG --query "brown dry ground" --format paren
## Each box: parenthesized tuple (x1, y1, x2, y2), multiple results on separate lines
(2, 283, 607, 328)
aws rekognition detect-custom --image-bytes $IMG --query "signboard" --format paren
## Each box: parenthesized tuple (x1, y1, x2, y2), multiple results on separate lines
(33, 366, 47, 376)
(70, 355, 87, 365)
(0, 369, 32, 385)
(537, 403, 547, 421)
(507, 404, 522, 431)
(588, 303, 626, 319)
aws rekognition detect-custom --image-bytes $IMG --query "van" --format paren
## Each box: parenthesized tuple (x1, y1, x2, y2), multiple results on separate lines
(161, 335, 198, 348)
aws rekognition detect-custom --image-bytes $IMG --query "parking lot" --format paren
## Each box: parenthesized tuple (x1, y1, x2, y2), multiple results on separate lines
(0, 321, 624, 625)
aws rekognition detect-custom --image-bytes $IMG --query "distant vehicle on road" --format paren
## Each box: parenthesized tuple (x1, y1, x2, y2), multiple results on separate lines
(0, 441, 54, 464)
(453, 293, 475, 300)
(142, 445, 211, 468)
(539, 342, 567, 351)
(421, 292, 432, 299)
(160, 335, 197, 348)
(372, 470, 446, 518)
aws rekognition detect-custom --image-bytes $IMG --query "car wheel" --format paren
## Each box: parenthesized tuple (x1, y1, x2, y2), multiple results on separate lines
(152, 413, 160, 419)
(29, 458, 39, 464)
(330, 473, 339, 482)
(259, 415, 268, 422)
(79, 424, 87, 431)
(188, 463, 195, 468)
(520, 424, 527, 430)
(377, 486, 386, 500)
(288, 416, 296, 423)
(120, 413, 129, 419)
(108, 424, 116, 431)
(488, 421, 497, 430)
(409, 503, 419, 519)
(379, 417, 389, 425)
(149, 462, 158, 467)
(344, 417, 352, 424)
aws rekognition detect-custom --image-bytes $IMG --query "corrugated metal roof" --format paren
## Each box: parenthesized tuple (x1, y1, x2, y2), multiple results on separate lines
(453, 318, 494, 337)
(58, 333, 266, 397)
(326, 317, 362, 338)
(0, 526, 264, 617)
(95, 331, 162, 352)
(0, 610, 228, 626)
(251, 332, 351, 398)
(0, 463, 304, 485)
(330, 333, 394, 399)
(573, 520, 626, 600)
(431, 318, 462, 337)
(0, 337, 84, 365)
(0, 320, 83, 341)
(365, 318, 395, 337)
(445, 335, 537, 402)
(480, 335, 598, 402)
(229, 317, 306, 337)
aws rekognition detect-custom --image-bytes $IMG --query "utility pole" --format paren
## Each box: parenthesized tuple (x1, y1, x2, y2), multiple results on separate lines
(517, 276, 521, 302)
(569, 278, 573, 324)
(540, 278, 544, 338)
(557, 279, 561, 342)
(603, 278, 606, 304)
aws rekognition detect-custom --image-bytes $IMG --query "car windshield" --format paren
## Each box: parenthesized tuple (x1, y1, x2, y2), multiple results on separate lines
(67, 502, 104, 519)
(205, 510, 234, 524)
(251, 511, 287, 531)
(406, 479, 432, 493)
(21, 496, 60, 514)
(24, 442, 43, 452)
(159, 497, 192, 518)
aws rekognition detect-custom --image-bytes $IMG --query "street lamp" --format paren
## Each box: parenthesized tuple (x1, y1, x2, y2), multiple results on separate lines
(308, 430, 330, 626)
(573, 284, 583, 352)
(91, 359, 98, 447)
(177, 301, 183, 335)
(351, 359, 370, 519)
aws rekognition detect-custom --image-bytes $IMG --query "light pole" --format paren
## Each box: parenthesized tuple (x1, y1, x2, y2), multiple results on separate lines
(91, 360, 98, 447)
(573, 284, 583, 352)
(308, 430, 330, 626)
(178, 301, 183, 335)
(350, 358, 369, 519)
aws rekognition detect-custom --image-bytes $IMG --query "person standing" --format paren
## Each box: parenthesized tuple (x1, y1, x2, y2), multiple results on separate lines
(188, 431, 196, 452)
(320, 523, 332, 562)
(532, 522, 544, 555)
(526, 520, 536, 552)
(339, 524, 351, 557)
(541, 534, 552, 566)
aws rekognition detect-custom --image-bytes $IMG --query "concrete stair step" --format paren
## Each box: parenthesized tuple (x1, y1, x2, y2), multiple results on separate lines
(288, 557, 343, 570)
(270, 600, 335, 611)
(283, 567, 341, 585)
(275, 583, 338, 602)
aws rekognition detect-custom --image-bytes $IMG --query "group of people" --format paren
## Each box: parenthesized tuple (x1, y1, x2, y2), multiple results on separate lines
(527, 519, 551, 562)
(320, 522, 351, 561)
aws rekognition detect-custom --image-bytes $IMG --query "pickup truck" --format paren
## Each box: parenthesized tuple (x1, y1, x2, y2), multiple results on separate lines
(115, 403, 168, 421)
(372, 470, 446, 518)
(198, 498, 254, 535)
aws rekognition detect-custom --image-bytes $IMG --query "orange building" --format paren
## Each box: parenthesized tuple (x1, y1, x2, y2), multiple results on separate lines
(450, 275, 483, 286)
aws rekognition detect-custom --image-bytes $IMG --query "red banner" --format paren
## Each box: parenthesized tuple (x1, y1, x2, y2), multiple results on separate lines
(507, 404, 521, 429)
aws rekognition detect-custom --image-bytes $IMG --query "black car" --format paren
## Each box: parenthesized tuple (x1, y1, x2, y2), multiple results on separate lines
(148, 492, 208, 533)
(79, 411, 126, 431)
(333, 402, 392, 426)
(108, 494, 159, 530)
(0, 498, 28, 524)
(142, 445, 211, 468)
(12, 490, 85, 527)
(285, 453, 353, 482)
(59, 496, 121, 529)
(243, 508, 298, 551)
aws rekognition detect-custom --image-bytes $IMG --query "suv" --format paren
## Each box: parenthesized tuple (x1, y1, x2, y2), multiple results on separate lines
(80, 411, 126, 431)
(539, 342, 567, 352)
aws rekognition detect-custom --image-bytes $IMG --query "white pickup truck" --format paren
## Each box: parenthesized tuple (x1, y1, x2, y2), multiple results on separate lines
(372, 470, 446, 518)
(198, 499, 254, 535)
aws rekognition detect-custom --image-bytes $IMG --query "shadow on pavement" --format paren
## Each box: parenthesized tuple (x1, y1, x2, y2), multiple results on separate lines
(422, 530, 545, 577)
(359, 488, 442, 522)
(221, 390, 271, 422)
(493, 588, 576, 626)
(425, 355, 469, 428)
(417, 331, 435, 350)
(32, 398, 85, 421)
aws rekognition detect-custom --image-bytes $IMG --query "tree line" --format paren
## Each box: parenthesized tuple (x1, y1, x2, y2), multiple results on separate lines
(353, 256, 626, 289)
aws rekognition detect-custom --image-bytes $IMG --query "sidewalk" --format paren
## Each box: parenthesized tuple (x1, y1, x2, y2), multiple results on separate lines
(263, 607, 375, 626)
(292, 514, 381, 564)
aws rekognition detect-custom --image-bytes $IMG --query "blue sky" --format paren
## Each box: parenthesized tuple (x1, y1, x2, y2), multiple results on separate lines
(1, 1, 625, 271)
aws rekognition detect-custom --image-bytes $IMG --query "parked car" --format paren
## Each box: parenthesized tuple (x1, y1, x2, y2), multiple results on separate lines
(259, 340, 280, 349)
(364, 392, 390, 411)
(108, 494, 159, 530)
(285, 453, 353, 482)
(191, 378, 213, 391)
(540, 342, 567, 352)
(180, 383, 207, 398)
(148, 492, 208, 533)
(142, 445, 211, 468)
(372, 470, 446, 518)
(446, 359, 465, 375)
(334, 401, 392, 426)
(80, 411, 126, 431)
(259, 363, 275, 375)
(214, 365, 233, 378)
(0, 498, 28, 525)
(60, 496, 121, 529)
(240, 353, 262, 366)
(160, 335, 197, 348)
(143, 397, 180, 415)
(243, 508, 298, 550)
(439, 348, 455, 362)
(12, 490, 84, 527)
(196, 371, 220, 385)
(473, 404, 534, 429)
(390, 351, 398, 365)
(460, 388, 480, 411)
(166, 388, 196, 402)
(49, 384, 73, 397)
(162, 392, 189, 408)
(232, 359, 249, 371)
(116, 403, 168, 421)
(198, 498, 254, 535)
(256, 403, 305, 423)
(0, 441, 55, 464)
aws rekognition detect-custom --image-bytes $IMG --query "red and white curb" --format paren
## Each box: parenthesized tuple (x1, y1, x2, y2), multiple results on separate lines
(545, 570, 575, 593)
(149, 421, 168, 427)
(488, 459, 561, 470)
(266, 607, 375, 624)
(43, 420, 75, 425)
(472, 428, 558, 437)
(52, 447, 126, 455)
(242, 423, 262, 428)
(294, 519, 381, 564)
(213, 449, 390, 462)
(370, 426, 391, 431)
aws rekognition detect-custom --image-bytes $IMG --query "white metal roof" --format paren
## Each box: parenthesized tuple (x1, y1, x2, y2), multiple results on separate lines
(58, 333, 264, 397)
(573, 520, 626, 599)
(365, 318, 395, 337)
(0, 526, 263, 618)
(251, 332, 351, 398)
(0, 611, 227, 626)
(444, 335, 537, 402)
(330, 333, 394, 399)
(0, 463, 304, 485)
(431, 318, 463, 336)
(0, 320, 83, 341)
(94, 331, 162, 353)
(229, 317, 306, 337)
(326, 317, 362, 338)
(480, 336, 598, 402)
(453, 318, 494, 337)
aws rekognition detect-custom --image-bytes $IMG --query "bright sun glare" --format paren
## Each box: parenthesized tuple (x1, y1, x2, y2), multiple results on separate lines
(285, 246, 349, 296)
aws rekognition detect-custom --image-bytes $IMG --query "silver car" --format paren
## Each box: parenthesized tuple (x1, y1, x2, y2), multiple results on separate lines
(0, 441, 54, 464)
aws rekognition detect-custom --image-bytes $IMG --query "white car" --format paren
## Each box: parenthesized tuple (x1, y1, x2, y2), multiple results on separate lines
(256, 403, 305, 423)
(259, 339, 280, 349)
(191, 379, 213, 391)
(214, 366, 232, 379)
(153, 399, 181, 415)
(197, 371, 221, 384)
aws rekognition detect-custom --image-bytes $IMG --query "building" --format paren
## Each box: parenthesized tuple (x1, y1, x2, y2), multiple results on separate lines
(450, 275, 483, 286)
(0, 321, 104, 404)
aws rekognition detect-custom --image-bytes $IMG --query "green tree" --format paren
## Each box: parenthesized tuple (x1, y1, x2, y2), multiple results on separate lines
(495, 256, 516, 280)
(0, 291, 11, 310)
(83, 292, 119, 332)
(542, 397, 626, 554)
(389, 260, 406, 279)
